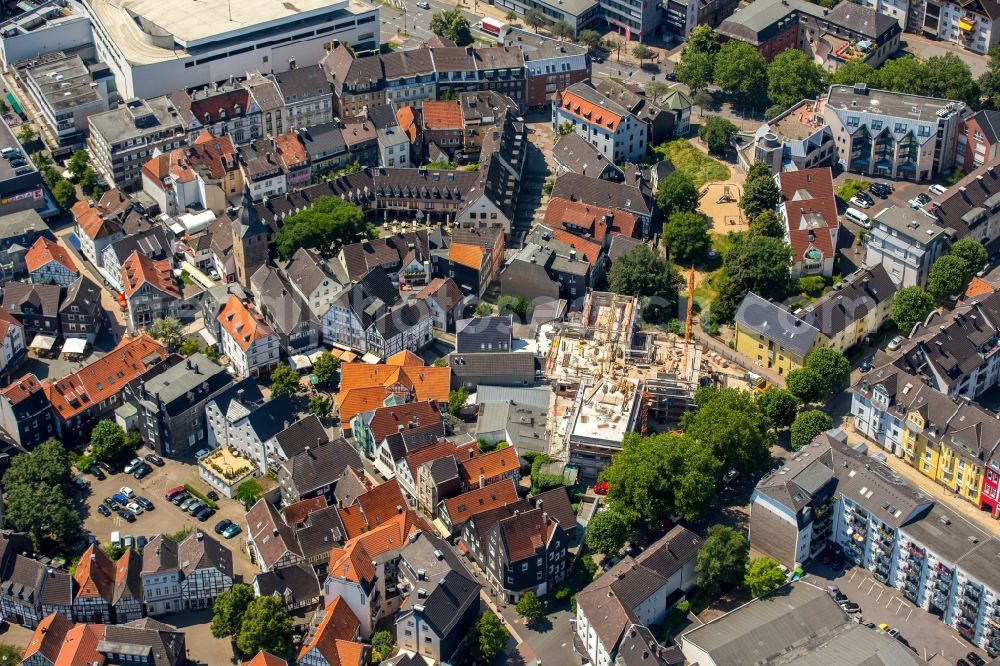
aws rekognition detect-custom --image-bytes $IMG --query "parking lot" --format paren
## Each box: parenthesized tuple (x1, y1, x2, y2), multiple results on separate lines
(804, 563, 990, 664)
(79, 451, 259, 582)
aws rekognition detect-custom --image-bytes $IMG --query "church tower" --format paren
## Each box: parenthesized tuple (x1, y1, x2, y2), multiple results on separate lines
(232, 187, 269, 288)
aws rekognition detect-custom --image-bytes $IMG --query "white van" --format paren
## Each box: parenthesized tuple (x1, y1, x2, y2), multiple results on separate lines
(845, 208, 870, 229)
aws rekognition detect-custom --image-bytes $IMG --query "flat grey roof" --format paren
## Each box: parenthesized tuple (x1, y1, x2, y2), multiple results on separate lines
(873, 205, 950, 243)
(26, 54, 102, 112)
(900, 504, 989, 568)
(826, 84, 962, 120)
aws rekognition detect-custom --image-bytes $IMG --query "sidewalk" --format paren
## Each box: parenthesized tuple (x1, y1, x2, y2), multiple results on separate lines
(840, 421, 1000, 538)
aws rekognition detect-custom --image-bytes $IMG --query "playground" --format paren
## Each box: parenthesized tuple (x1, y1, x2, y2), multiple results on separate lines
(699, 182, 747, 234)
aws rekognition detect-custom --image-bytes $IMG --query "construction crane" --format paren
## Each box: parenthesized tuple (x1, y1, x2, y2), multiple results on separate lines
(681, 266, 696, 380)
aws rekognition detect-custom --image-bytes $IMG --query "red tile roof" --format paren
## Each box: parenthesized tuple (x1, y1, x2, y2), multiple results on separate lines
(283, 496, 328, 526)
(543, 197, 639, 241)
(459, 446, 519, 484)
(121, 251, 180, 299)
(143, 131, 237, 191)
(72, 199, 121, 241)
(449, 243, 485, 270)
(559, 90, 623, 130)
(548, 227, 601, 266)
(1, 373, 43, 406)
(421, 100, 463, 129)
(397, 106, 419, 143)
(442, 478, 519, 526)
(190, 88, 250, 124)
(53, 623, 105, 666)
(498, 507, 553, 561)
(778, 168, 838, 265)
(74, 544, 115, 602)
(365, 400, 441, 444)
(336, 359, 449, 425)
(338, 479, 407, 539)
(244, 651, 289, 666)
(218, 294, 275, 351)
(327, 510, 430, 583)
(44, 335, 168, 420)
(965, 276, 995, 301)
(273, 132, 309, 170)
(297, 596, 363, 664)
(23, 612, 72, 664)
(25, 237, 78, 274)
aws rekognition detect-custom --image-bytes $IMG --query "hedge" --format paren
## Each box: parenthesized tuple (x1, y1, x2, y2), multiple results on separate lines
(183, 484, 218, 509)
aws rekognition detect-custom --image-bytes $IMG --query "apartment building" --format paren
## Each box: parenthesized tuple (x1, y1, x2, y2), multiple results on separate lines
(777, 168, 840, 280)
(734, 292, 822, 376)
(551, 83, 647, 164)
(929, 157, 1000, 244)
(740, 100, 836, 175)
(88, 97, 188, 190)
(865, 205, 952, 288)
(825, 84, 965, 181)
(505, 29, 590, 108)
(859, 0, 1000, 55)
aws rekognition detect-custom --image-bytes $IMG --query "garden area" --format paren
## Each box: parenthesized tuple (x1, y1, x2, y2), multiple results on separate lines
(652, 139, 730, 188)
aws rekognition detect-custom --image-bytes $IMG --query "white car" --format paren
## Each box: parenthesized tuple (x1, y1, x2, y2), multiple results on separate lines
(194, 448, 212, 460)
(928, 184, 948, 196)
(120, 486, 136, 499)
(126, 501, 144, 516)
(887, 335, 905, 351)
(849, 195, 872, 209)
(123, 458, 141, 474)
(416, 1, 430, 7)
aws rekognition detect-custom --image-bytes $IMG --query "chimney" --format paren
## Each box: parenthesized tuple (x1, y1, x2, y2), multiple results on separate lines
(536, 499, 543, 512)
(479, 473, 485, 488)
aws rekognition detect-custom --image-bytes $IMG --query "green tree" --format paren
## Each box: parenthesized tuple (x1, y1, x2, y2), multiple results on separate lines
(205, 345, 220, 361)
(681, 386, 774, 475)
(578, 30, 603, 51)
(505, 8, 517, 21)
(675, 49, 714, 91)
(924, 53, 980, 106)
(696, 525, 748, 596)
(51, 179, 77, 211)
(90, 420, 127, 463)
(524, 8, 545, 32)
(475, 302, 493, 316)
(632, 44, 654, 67)
(950, 238, 988, 279)
(68, 150, 89, 181)
(645, 81, 674, 104)
(662, 211, 710, 264)
(312, 352, 340, 385)
(210, 583, 255, 638)
(17, 124, 35, 144)
(556, 121, 574, 137)
(605, 38, 623, 63)
(308, 394, 332, 418)
(723, 234, 792, 301)
(785, 367, 826, 404)
(179, 338, 201, 356)
(516, 592, 543, 625)
(767, 49, 827, 109)
(234, 479, 264, 508)
(740, 168, 783, 222)
(656, 171, 700, 218)
(891, 286, 935, 333)
(274, 196, 369, 259)
(698, 116, 738, 156)
(607, 245, 681, 306)
(687, 24, 720, 56)
(756, 388, 799, 429)
(4, 438, 71, 489)
(791, 409, 833, 450)
(268, 362, 300, 397)
(471, 612, 508, 662)
(147, 316, 184, 351)
(448, 388, 469, 417)
(692, 89, 713, 117)
(745, 556, 787, 597)
(0, 643, 24, 663)
(371, 631, 394, 662)
(602, 432, 721, 525)
(830, 58, 878, 87)
(928, 254, 971, 299)
(585, 508, 631, 555)
(235, 595, 294, 658)
(874, 55, 929, 95)
(713, 41, 768, 101)
(4, 482, 81, 551)
(429, 8, 472, 45)
(497, 294, 532, 320)
(749, 210, 784, 238)
(550, 20, 574, 39)
(804, 347, 851, 394)
(981, 43, 1000, 107)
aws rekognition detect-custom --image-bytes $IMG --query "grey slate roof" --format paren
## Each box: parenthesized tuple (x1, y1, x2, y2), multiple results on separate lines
(824, 0, 899, 37)
(109, 227, 171, 263)
(449, 352, 537, 384)
(282, 437, 364, 497)
(3, 282, 61, 317)
(398, 531, 479, 639)
(427, 455, 460, 485)
(552, 132, 622, 179)
(799, 265, 898, 338)
(208, 377, 264, 417)
(284, 247, 344, 299)
(455, 316, 513, 353)
(274, 415, 329, 460)
(245, 395, 296, 441)
(138, 353, 232, 417)
(551, 173, 652, 218)
(60, 276, 102, 316)
(254, 563, 321, 606)
(271, 65, 329, 102)
(141, 536, 178, 574)
(382, 421, 446, 462)
(735, 292, 820, 359)
(475, 400, 548, 454)
(475, 385, 549, 408)
(370, 301, 433, 341)
(293, 505, 347, 559)
(178, 531, 233, 578)
(530, 486, 576, 535)
(607, 234, 645, 264)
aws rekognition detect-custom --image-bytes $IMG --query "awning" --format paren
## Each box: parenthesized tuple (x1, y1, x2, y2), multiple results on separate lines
(361, 353, 382, 364)
(62, 337, 87, 355)
(308, 350, 328, 364)
(289, 354, 313, 370)
(29, 335, 57, 350)
(960, 19, 974, 30)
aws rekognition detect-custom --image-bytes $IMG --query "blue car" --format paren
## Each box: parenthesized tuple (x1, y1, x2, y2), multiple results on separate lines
(112, 492, 129, 505)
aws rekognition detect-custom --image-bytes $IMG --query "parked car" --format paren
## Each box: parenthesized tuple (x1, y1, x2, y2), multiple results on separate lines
(967, 654, 986, 666)
(91, 467, 106, 481)
(916, 192, 931, 205)
(194, 448, 212, 460)
(957, 659, 972, 666)
(860, 357, 873, 373)
(223, 523, 242, 539)
(120, 486, 135, 498)
(416, 1, 430, 7)
(869, 183, 891, 198)
(126, 501, 144, 516)
(928, 184, 948, 196)
(117, 509, 136, 523)
(124, 458, 141, 474)
(112, 492, 129, 505)
(207, 491, 219, 501)
(172, 493, 189, 506)
(840, 602, 861, 613)
(888, 335, 904, 351)
(103, 498, 117, 510)
(179, 498, 195, 511)
(187, 501, 205, 515)
(195, 506, 213, 521)
(72, 476, 90, 491)
(98, 460, 117, 475)
(849, 195, 872, 209)
(215, 519, 233, 535)
(145, 454, 164, 467)
(97, 504, 111, 517)
(133, 464, 152, 480)
(135, 496, 154, 511)
(166, 485, 185, 501)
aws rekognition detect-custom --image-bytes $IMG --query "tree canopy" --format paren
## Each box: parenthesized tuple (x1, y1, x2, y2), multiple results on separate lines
(675, 49, 714, 91)
(891, 286, 934, 333)
(601, 432, 721, 526)
(804, 347, 851, 395)
(447, 388, 469, 417)
(830, 59, 879, 87)
(585, 508, 631, 556)
(3, 439, 80, 552)
(429, 8, 472, 45)
(696, 525, 748, 596)
(663, 211, 710, 264)
(607, 245, 681, 307)
(950, 238, 988, 276)
(746, 556, 787, 597)
(756, 388, 800, 430)
(268, 362, 300, 397)
(740, 166, 783, 222)
(235, 479, 263, 508)
(699, 116, 738, 156)
(723, 234, 792, 302)
(471, 612, 508, 662)
(749, 210, 784, 239)
(791, 409, 834, 450)
(681, 386, 774, 475)
(235, 595, 294, 658)
(713, 41, 767, 101)
(274, 196, 369, 259)
(516, 592, 543, 624)
(928, 254, 971, 300)
(210, 584, 255, 638)
(90, 420, 129, 463)
(785, 367, 826, 404)
(312, 352, 340, 385)
(767, 49, 827, 109)
(147, 317, 184, 352)
(656, 171, 700, 218)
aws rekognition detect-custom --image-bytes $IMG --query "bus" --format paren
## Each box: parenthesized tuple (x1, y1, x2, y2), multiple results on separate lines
(478, 17, 505, 37)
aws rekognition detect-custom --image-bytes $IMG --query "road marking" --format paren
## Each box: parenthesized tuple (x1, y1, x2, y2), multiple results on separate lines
(877, 589, 884, 603)
(906, 609, 912, 622)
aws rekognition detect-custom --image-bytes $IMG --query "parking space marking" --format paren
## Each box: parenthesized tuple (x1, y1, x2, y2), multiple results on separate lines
(906, 609, 913, 622)
(877, 589, 884, 603)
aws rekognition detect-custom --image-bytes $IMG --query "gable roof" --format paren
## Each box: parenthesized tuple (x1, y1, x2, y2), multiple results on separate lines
(112, 547, 144, 606)
(458, 445, 519, 483)
(338, 479, 408, 539)
(72, 198, 122, 241)
(557, 84, 626, 130)
(244, 651, 289, 666)
(441, 477, 519, 527)
(23, 611, 72, 664)
(121, 251, 180, 299)
(421, 100, 463, 130)
(552, 132, 623, 180)
(543, 196, 638, 242)
(25, 237, 78, 274)
(282, 437, 363, 498)
(735, 292, 820, 359)
(74, 544, 115, 602)
(327, 510, 430, 583)
(247, 499, 302, 569)
(337, 359, 449, 424)
(799, 265, 898, 338)
(298, 595, 364, 664)
(362, 400, 442, 444)
(550, 173, 652, 219)
(45, 334, 168, 420)
(218, 294, 275, 351)
(778, 168, 838, 264)
(178, 531, 233, 578)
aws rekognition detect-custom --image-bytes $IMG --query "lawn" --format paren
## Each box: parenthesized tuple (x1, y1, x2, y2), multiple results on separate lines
(835, 179, 868, 202)
(653, 140, 730, 188)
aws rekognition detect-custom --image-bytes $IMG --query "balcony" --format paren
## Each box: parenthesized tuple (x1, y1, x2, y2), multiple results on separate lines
(932, 593, 949, 610)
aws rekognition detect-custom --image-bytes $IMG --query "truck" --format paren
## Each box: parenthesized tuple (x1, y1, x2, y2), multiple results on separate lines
(478, 17, 505, 37)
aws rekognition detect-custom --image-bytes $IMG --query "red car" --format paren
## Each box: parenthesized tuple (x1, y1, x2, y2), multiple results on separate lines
(593, 481, 609, 495)
(165, 485, 185, 501)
